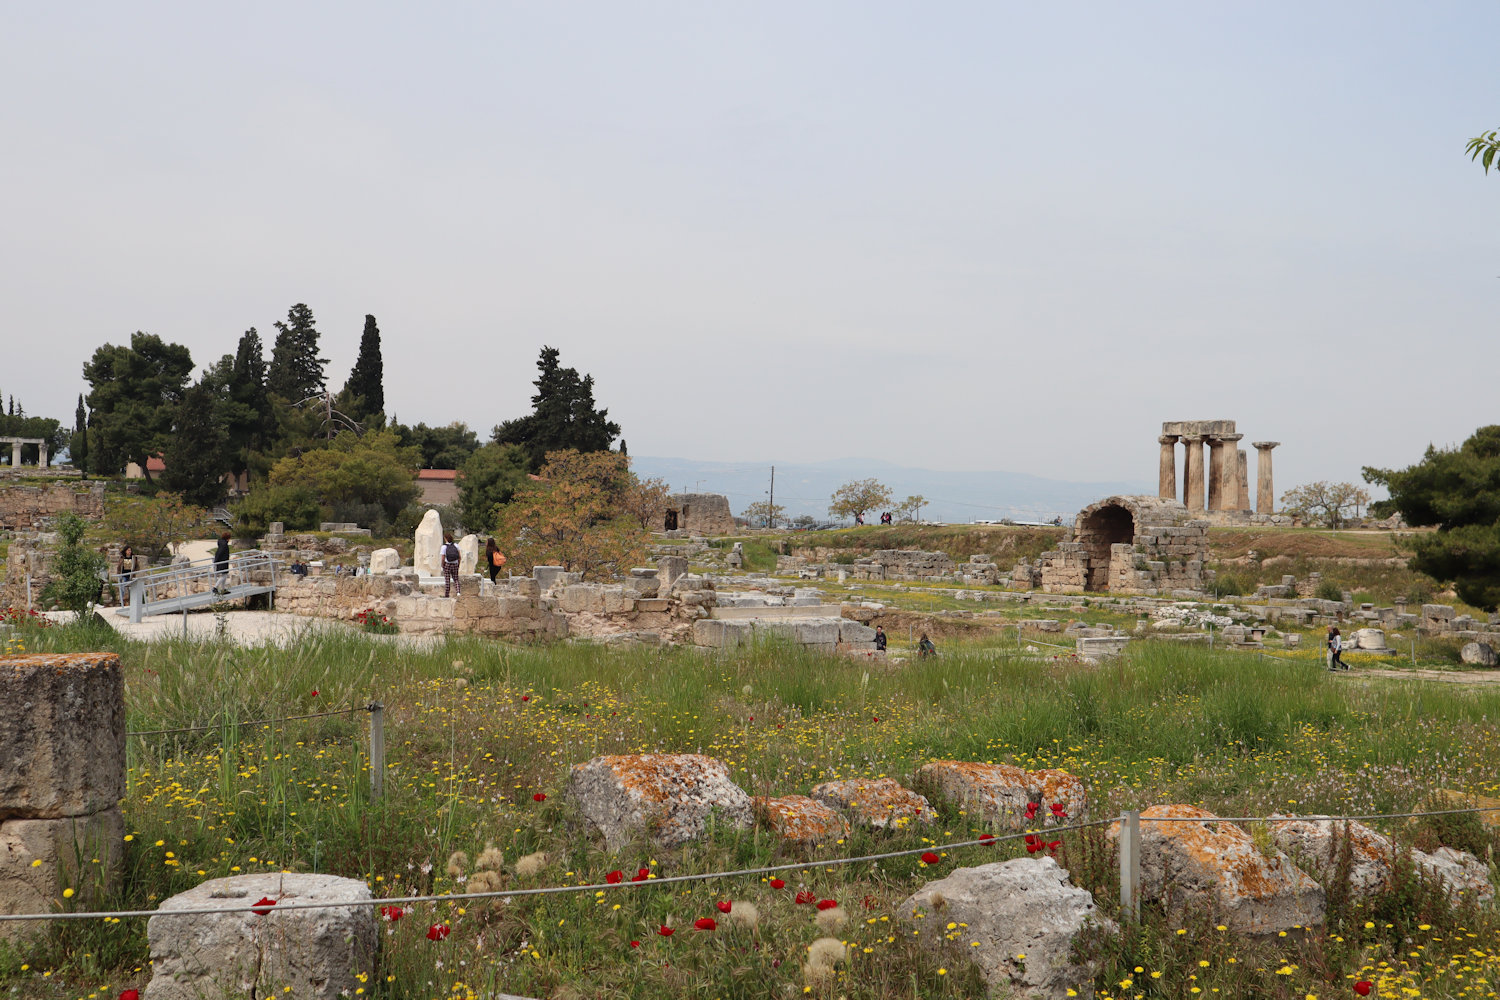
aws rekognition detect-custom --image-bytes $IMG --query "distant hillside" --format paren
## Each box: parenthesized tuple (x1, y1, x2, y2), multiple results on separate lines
(629, 456, 1149, 524)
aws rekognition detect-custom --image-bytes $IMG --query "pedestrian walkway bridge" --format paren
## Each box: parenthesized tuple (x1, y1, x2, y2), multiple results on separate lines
(113, 551, 280, 621)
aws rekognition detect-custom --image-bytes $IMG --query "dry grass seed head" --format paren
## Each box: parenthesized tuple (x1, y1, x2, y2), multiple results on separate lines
(515, 851, 548, 878)
(806, 937, 847, 971)
(476, 843, 505, 870)
(446, 850, 469, 877)
(469, 870, 502, 894)
(727, 901, 760, 928)
(814, 905, 847, 933)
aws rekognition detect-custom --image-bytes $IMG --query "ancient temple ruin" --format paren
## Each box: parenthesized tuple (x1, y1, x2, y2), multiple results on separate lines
(1157, 420, 1278, 521)
(1013, 495, 1209, 595)
(662, 493, 735, 535)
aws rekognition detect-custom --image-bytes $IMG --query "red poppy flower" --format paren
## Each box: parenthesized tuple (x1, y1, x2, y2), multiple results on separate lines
(521, 694, 530, 701)
(872, 716, 880, 722)
(794, 891, 815, 905)
(1024, 834, 1039, 846)
(632, 867, 651, 882)
(979, 833, 997, 844)
(769, 878, 785, 889)
(426, 923, 450, 941)
(1025, 802, 1039, 819)
(250, 896, 277, 915)
(379, 905, 405, 922)
(658, 925, 674, 937)
(694, 917, 717, 931)
(920, 852, 940, 865)
(1026, 841, 1042, 853)
(1048, 840, 1061, 852)
(605, 870, 624, 884)
(630, 940, 641, 948)
(1050, 803, 1067, 818)
(119, 992, 140, 1000)
(1354, 983, 1372, 997)
(815, 899, 838, 911)
(533, 793, 546, 802)
(309, 689, 318, 697)
(716, 901, 732, 913)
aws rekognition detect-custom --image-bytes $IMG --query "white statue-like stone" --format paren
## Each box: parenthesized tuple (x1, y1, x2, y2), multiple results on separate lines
(458, 534, 479, 575)
(413, 510, 444, 577)
(368, 548, 400, 575)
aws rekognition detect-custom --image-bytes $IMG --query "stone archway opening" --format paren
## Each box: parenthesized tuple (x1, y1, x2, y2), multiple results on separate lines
(1076, 503, 1135, 591)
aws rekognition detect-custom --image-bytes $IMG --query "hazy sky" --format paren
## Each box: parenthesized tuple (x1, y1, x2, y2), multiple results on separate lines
(3, 2, 1496, 499)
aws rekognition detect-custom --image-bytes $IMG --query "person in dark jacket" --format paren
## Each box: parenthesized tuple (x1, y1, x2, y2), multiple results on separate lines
(485, 537, 506, 583)
(212, 532, 231, 594)
(874, 626, 887, 651)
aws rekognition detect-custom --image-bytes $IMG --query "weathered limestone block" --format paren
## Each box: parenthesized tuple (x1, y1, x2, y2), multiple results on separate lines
(146, 873, 376, 1000)
(635, 598, 670, 613)
(657, 555, 688, 592)
(691, 618, 754, 648)
(0, 652, 124, 819)
(752, 795, 850, 846)
(1077, 636, 1130, 662)
(498, 596, 537, 619)
(1270, 816, 1494, 902)
(811, 777, 933, 830)
(1111, 805, 1324, 934)
(902, 857, 1112, 1000)
(916, 761, 1087, 829)
(559, 584, 605, 614)
(602, 586, 636, 614)
(565, 754, 753, 850)
(0, 809, 124, 941)
(1461, 642, 1497, 667)
(532, 566, 569, 592)
(1352, 628, 1389, 651)
(457, 533, 479, 575)
(839, 621, 877, 644)
(413, 509, 444, 576)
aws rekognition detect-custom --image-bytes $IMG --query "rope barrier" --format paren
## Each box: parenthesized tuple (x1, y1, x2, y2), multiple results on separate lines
(0, 819, 1113, 922)
(8, 798, 1500, 925)
(126, 706, 372, 737)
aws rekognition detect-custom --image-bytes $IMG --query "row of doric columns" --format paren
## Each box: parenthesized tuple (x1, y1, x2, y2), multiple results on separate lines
(1158, 433, 1278, 514)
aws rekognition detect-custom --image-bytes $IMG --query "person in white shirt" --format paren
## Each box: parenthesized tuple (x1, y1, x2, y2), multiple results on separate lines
(1327, 626, 1349, 671)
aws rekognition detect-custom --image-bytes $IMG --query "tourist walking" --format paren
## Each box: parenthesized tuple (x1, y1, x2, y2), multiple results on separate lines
(117, 545, 137, 589)
(485, 537, 506, 583)
(917, 632, 936, 659)
(1327, 626, 1349, 671)
(441, 532, 462, 597)
(212, 532, 231, 595)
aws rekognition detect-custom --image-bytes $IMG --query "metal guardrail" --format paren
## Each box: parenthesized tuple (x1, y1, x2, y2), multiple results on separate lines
(113, 551, 279, 621)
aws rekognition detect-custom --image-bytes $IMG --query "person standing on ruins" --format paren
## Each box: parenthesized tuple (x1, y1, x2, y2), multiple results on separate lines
(874, 626, 887, 651)
(212, 532, 231, 595)
(441, 532, 462, 597)
(485, 537, 506, 583)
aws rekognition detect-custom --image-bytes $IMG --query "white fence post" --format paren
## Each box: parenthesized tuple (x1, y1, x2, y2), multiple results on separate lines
(1119, 810, 1141, 921)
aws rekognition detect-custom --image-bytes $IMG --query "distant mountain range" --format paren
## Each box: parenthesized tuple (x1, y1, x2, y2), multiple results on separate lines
(629, 456, 1149, 525)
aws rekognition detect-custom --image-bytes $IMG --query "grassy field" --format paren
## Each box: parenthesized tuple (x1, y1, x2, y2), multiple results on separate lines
(3, 618, 1500, 999)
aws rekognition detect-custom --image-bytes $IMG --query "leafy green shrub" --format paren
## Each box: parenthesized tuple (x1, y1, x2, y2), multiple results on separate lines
(40, 513, 107, 618)
(232, 484, 320, 534)
(1316, 580, 1346, 602)
(1211, 572, 1246, 597)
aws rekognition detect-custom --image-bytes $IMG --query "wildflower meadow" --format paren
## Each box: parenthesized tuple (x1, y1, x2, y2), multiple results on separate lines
(4, 614, 1500, 999)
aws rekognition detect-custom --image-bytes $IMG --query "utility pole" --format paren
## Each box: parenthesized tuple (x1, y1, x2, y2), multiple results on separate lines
(768, 466, 776, 529)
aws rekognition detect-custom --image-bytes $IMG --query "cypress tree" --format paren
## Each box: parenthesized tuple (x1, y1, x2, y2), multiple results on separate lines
(343, 314, 385, 419)
(72, 394, 89, 476)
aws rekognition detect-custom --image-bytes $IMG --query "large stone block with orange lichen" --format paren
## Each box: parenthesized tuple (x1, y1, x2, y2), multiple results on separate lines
(1110, 805, 1324, 935)
(1271, 815, 1493, 902)
(810, 778, 933, 830)
(566, 754, 753, 850)
(753, 795, 850, 845)
(916, 760, 1087, 829)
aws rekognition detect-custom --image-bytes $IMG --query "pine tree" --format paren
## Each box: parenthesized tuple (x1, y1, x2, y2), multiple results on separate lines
(160, 380, 231, 508)
(82, 332, 194, 480)
(343, 314, 385, 419)
(492, 346, 621, 471)
(71, 394, 89, 476)
(267, 303, 328, 400)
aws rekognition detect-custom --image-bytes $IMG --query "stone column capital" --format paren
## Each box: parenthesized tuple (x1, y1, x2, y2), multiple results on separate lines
(1158, 434, 1179, 445)
(1252, 441, 1280, 450)
(1218, 433, 1244, 443)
